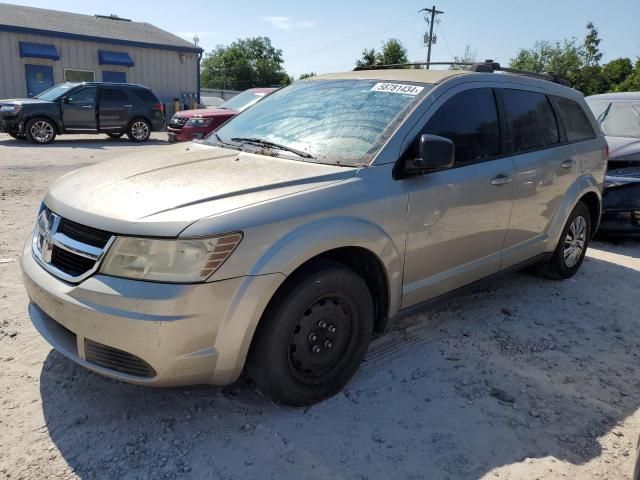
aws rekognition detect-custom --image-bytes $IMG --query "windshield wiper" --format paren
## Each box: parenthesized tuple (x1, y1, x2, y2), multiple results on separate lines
(597, 102, 612, 125)
(230, 137, 314, 159)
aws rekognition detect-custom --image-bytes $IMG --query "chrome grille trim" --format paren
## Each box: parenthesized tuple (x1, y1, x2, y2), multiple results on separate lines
(32, 207, 115, 283)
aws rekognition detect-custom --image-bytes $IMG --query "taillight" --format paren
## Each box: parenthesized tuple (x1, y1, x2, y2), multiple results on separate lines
(154, 102, 164, 114)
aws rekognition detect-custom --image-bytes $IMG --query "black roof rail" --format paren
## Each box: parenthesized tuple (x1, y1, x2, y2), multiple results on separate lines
(353, 60, 572, 87)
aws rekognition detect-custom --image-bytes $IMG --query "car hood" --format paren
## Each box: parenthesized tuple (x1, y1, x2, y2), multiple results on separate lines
(174, 107, 238, 119)
(0, 98, 52, 106)
(44, 143, 357, 237)
(606, 136, 640, 162)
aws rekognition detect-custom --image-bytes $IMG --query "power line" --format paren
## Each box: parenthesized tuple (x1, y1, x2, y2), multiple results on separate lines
(419, 5, 444, 69)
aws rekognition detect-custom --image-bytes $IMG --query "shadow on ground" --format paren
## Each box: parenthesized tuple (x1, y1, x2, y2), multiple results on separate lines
(0, 136, 168, 150)
(39, 243, 640, 479)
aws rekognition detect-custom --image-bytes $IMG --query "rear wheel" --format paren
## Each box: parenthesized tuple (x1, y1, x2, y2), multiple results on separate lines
(537, 201, 591, 279)
(247, 260, 374, 406)
(106, 132, 124, 139)
(25, 117, 56, 144)
(126, 119, 151, 142)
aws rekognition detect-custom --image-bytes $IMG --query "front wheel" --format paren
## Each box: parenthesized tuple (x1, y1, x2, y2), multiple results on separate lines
(247, 261, 374, 406)
(25, 117, 56, 144)
(126, 119, 151, 142)
(537, 201, 591, 279)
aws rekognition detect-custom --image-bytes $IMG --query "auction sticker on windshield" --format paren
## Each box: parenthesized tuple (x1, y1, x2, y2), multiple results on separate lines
(371, 83, 424, 95)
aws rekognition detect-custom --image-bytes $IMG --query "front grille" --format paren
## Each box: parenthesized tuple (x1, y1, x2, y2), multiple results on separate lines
(169, 116, 187, 129)
(34, 207, 114, 282)
(85, 339, 156, 378)
(51, 246, 95, 277)
(58, 218, 112, 248)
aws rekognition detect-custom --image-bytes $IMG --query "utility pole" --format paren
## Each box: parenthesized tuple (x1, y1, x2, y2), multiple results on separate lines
(419, 5, 444, 69)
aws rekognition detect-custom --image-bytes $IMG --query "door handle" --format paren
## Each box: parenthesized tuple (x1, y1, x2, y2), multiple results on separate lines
(81, 105, 93, 109)
(561, 159, 576, 169)
(491, 174, 513, 186)
(124, 104, 133, 108)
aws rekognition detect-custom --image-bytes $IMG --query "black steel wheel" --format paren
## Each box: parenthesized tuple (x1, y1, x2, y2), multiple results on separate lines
(8, 132, 26, 140)
(107, 132, 124, 139)
(247, 260, 374, 406)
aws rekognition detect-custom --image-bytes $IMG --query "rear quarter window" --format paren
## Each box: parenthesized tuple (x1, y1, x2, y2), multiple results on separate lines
(132, 88, 158, 103)
(554, 97, 596, 142)
(502, 89, 559, 153)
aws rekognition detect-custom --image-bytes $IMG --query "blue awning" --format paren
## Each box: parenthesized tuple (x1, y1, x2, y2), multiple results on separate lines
(19, 42, 59, 60)
(98, 50, 134, 67)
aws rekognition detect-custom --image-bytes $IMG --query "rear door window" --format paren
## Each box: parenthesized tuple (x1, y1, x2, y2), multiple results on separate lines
(100, 88, 128, 102)
(502, 89, 559, 152)
(132, 88, 158, 103)
(554, 97, 596, 142)
(422, 88, 501, 164)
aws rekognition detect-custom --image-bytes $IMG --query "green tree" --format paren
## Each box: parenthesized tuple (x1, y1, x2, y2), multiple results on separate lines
(298, 72, 317, 80)
(582, 21, 603, 66)
(602, 58, 633, 87)
(200, 37, 291, 90)
(378, 38, 409, 65)
(615, 59, 640, 91)
(356, 48, 379, 68)
(510, 39, 583, 78)
(449, 44, 477, 70)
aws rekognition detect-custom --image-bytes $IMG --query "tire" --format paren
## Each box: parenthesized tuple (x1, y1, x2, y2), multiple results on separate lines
(247, 260, 374, 406)
(126, 118, 151, 142)
(107, 132, 124, 139)
(8, 133, 26, 140)
(25, 117, 56, 144)
(537, 201, 591, 280)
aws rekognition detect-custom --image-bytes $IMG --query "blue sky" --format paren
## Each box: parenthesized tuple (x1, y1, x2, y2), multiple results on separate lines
(6, 0, 640, 77)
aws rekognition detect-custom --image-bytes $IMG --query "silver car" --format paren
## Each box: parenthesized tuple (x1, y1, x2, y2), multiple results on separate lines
(21, 64, 607, 405)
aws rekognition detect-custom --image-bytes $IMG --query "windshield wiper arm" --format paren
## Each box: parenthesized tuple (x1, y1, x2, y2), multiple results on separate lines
(597, 102, 612, 125)
(230, 137, 314, 159)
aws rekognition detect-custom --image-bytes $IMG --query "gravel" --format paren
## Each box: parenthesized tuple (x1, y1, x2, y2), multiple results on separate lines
(1, 132, 639, 479)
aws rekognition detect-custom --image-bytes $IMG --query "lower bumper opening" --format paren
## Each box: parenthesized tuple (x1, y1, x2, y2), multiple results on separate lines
(84, 338, 156, 378)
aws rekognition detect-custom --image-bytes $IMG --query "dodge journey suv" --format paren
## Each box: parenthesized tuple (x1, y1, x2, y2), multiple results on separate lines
(21, 63, 607, 406)
(0, 82, 165, 143)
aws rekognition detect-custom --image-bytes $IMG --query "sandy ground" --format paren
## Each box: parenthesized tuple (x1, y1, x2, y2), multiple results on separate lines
(1, 132, 639, 480)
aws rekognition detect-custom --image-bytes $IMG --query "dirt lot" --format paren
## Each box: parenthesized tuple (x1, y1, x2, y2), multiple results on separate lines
(1, 132, 639, 480)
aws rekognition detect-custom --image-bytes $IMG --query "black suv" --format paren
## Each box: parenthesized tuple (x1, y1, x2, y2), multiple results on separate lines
(0, 82, 166, 144)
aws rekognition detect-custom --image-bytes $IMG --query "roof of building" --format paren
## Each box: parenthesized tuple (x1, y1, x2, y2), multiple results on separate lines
(313, 69, 469, 84)
(0, 3, 202, 52)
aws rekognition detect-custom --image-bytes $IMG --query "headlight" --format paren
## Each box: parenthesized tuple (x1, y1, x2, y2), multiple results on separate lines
(0, 105, 22, 114)
(100, 233, 242, 283)
(185, 117, 213, 127)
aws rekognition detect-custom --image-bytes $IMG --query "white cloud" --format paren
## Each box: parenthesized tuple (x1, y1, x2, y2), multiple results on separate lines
(261, 16, 316, 30)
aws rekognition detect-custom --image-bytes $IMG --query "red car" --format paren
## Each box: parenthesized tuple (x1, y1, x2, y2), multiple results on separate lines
(167, 87, 276, 142)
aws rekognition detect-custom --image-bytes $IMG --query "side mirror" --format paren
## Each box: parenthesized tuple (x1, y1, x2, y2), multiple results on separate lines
(62, 96, 70, 104)
(404, 134, 455, 175)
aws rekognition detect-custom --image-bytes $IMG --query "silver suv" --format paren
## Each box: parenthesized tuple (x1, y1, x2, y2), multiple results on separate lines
(21, 63, 607, 405)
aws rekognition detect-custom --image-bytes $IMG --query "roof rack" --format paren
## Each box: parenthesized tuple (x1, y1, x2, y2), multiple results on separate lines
(353, 60, 571, 87)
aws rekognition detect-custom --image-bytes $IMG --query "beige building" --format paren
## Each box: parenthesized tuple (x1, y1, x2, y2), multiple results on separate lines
(0, 3, 202, 105)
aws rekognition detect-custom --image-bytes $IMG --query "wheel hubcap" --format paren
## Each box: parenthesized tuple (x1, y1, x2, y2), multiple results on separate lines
(563, 215, 587, 268)
(131, 121, 149, 140)
(288, 296, 354, 381)
(31, 121, 53, 143)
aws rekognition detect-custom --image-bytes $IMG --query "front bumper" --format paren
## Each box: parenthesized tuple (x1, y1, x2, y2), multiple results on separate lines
(598, 209, 640, 237)
(167, 125, 210, 142)
(21, 239, 285, 386)
(0, 116, 21, 133)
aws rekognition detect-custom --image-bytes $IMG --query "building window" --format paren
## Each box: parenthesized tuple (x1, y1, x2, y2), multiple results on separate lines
(64, 69, 95, 82)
